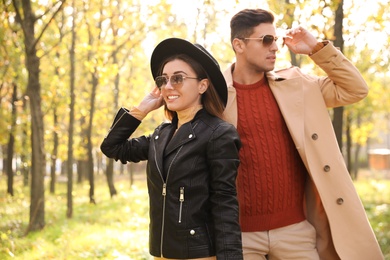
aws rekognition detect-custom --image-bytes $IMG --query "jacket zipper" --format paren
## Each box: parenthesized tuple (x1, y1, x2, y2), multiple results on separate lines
(178, 187, 184, 223)
(106, 108, 128, 135)
(155, 138, 183, 257)
(160, 183, 167, 258)
(153, 143, 166, 258)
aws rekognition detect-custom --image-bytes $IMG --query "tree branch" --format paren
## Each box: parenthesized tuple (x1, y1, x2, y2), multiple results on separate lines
(34, 0, 67, 49)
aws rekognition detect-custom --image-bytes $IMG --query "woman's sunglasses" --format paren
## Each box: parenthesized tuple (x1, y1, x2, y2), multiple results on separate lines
(155, 74, 201, 89)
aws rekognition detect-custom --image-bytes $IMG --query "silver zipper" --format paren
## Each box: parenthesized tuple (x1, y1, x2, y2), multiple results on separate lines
(155, 139, 183, 257)
(106, 109, 127, 135)
(153, 143, 166, 257)
(178, 187, 184, 223)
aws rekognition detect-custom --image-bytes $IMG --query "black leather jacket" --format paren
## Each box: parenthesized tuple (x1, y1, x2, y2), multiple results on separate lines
(101, 108, 243, 259)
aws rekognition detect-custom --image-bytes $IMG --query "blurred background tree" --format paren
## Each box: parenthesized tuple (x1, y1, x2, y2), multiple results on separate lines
(0, 0, 389, 235)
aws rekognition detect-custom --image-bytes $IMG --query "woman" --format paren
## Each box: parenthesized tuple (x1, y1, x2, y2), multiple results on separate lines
(100, 38, 243, 259)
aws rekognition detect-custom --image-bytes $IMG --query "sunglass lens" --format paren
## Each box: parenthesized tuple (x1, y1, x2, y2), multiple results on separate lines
(171, 74, 183, 85)
(155, 76, 167, 88)
(263, 35, 275, 46)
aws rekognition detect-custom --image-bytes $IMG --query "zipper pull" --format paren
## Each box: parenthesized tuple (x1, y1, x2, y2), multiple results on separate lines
(179, 187, 184, 202)
(178, 187, 185, 223)
(162, 183, 167, 196)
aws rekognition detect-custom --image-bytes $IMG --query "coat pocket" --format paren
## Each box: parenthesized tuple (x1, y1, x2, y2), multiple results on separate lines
(176, 225, 214, 255)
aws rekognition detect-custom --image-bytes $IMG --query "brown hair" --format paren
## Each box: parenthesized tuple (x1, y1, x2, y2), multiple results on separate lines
(230, 9, 275, 43)
(157, 54, 225, 121)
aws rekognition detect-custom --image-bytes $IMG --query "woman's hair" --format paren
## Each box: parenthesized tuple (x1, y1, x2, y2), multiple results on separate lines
(157, 54, 225, 121)
(230, 9, 275, 42)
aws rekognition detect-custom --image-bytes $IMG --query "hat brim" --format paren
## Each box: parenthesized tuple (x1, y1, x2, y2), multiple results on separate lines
(150, 38, 227, 106)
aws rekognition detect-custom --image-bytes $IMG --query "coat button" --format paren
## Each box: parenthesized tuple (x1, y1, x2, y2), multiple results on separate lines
(155, 136, 159, 140)
(336, 198, 344, 205)
(323, 165, 330, 172)
(190, 229, 195, 235)
(311, 133, 318, 140)
(188, 134, 193, 139)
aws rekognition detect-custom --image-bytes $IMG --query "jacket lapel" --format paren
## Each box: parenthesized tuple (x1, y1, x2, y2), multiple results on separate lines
(152, 122, 197, 172)
(164, 123, 196, 156)
(152, 124, 175, 175)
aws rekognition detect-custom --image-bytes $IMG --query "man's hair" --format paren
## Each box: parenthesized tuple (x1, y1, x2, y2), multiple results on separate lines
(230, 9, 275, 43)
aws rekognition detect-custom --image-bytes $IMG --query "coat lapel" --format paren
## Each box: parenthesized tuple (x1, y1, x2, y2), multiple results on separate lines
(268, 75, 305, 157)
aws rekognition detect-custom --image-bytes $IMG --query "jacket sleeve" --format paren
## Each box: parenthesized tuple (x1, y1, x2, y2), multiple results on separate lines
(100, 107, 150, 164)
(310, 42, 368, 107)
(207, 122, 243, 259)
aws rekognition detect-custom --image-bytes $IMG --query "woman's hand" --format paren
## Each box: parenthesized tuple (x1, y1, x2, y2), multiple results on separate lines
(137, 86, 164, 114)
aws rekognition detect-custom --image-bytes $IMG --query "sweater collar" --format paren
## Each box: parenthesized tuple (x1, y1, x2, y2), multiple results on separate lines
(176, 104, 203, 129)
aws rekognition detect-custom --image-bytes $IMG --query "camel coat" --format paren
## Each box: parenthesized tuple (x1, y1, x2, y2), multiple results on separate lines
(223, 42, 384, 260)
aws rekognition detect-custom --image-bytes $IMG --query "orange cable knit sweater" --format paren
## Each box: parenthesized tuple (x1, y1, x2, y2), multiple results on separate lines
(234, 77, 307, 231)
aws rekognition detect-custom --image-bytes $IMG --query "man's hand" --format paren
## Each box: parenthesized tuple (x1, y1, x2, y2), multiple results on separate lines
(283, 26, 318, 55)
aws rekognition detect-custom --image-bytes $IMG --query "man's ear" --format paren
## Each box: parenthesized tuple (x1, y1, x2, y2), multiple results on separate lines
(232, 38, 244, 53)
(199, 79, 209, 94)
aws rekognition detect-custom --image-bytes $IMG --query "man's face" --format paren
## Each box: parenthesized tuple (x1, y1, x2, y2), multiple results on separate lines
(237, 23, 279, 73)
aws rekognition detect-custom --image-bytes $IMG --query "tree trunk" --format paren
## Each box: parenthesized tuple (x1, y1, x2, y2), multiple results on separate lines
(66, 0, 77, 219)
(346, 113, 352, 173)
(21, 96, 30, 187)
(353, 144, 361, 180)
(12, 0, 65, 230)
(352, 114, 363, 180)
(129, 163, 134, 186)
(87, 72, 98, 204)
(18, 0, 46, 232)
(1, 145, 7, 176)
(26, 48, 46, 232)
(77, 160, 88, 183)
(104, 35, 121, 197)
(6, 83, 17, 196)
(6, 141, 14, 196)
(106, 159, 117, 197)
(50, 108, 58, 194)
(332, 108, 344, 152)
(332, 0, 345, 153)
(84, 0, 107, 204)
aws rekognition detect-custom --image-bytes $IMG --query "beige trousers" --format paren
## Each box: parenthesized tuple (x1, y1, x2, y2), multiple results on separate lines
(242, 220, 320, 260)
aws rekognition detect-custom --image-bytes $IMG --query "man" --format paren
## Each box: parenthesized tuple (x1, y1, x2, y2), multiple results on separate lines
(223, 8, 383, 260)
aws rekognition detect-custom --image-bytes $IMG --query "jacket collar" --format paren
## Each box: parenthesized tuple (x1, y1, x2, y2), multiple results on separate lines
(154, 110, 205, 159)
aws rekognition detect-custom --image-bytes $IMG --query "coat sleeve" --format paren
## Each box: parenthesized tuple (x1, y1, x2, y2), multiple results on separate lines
(310, 42, 368, 107)
(100, 107, 150, 164)
(207, 122, 243, 259)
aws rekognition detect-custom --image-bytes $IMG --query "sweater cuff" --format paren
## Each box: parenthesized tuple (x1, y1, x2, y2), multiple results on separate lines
(129, 106, 147, 121)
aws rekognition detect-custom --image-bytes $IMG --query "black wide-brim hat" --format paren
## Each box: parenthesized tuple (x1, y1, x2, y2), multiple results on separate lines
(150, 38, 227, 106)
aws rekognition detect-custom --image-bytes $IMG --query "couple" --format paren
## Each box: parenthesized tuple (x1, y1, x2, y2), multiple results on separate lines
(101, 8, 383, 260)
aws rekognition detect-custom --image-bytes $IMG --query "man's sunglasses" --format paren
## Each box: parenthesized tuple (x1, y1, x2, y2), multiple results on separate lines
(238, 35, 284, 47)
(155, 74, 201, 89)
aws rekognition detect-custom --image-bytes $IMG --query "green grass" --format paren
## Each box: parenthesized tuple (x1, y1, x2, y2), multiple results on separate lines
(354, 176, 390, 259)
(0, 175, 152, 260)
(0, 171, 389, 259)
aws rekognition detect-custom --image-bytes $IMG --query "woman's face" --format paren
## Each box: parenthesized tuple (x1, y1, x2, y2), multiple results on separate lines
(160, 59, 208, 112)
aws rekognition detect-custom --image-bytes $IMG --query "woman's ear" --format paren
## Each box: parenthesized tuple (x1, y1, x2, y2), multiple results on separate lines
(199, 79, 209, 94)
